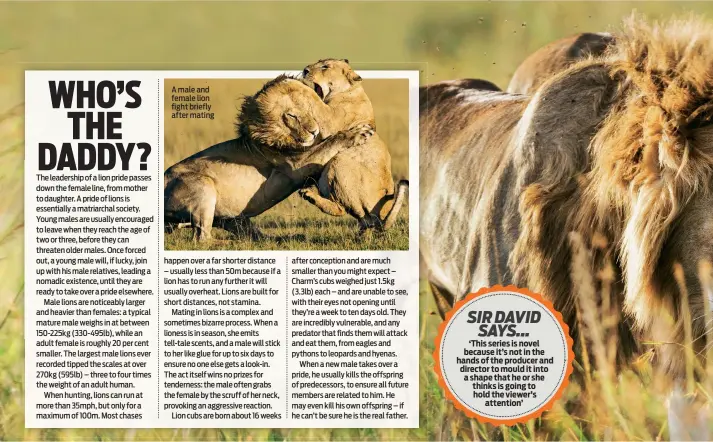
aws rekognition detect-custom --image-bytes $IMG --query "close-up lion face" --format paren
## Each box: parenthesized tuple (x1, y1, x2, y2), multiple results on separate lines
(301, 58, 362, 100)
(238, 75, 329, 149)
(276, 93, 321, 148)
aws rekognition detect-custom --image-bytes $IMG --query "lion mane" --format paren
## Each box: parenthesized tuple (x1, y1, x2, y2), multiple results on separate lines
(235, 74, 326, 150)
(420, 14, 713, 380)
(511, 14, 713, 371)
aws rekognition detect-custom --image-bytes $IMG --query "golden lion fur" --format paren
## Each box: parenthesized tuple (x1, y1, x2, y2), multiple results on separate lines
(164, 75, 371, 241)
(507, 32, 614, 94)
(300, 59, 408, 231)
(521, 14, 713, 373)
(236, 74, 326, 149)
(421, 14, 713, 379)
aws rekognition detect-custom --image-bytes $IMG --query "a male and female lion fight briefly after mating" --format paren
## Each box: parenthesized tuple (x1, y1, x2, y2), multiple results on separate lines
(421, 13, 713, 441)
(164, 59, 408, 243)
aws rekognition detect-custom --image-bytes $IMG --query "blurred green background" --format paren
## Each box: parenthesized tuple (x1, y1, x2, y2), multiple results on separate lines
(3, 1, 713, 87)
(4, 1, 713, 441)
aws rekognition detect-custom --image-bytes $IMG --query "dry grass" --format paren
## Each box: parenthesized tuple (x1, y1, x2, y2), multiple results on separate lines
(163, 78, 410, 251)
(426, 238, 713, 442)
(0, 52, 26, 441)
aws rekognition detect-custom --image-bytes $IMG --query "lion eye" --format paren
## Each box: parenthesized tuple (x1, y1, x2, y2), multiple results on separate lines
(321, 65, 328, 71)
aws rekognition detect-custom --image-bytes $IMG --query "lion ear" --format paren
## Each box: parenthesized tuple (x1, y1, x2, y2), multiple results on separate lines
(342, 58, 350, 64)
(346, 69, 362, 84)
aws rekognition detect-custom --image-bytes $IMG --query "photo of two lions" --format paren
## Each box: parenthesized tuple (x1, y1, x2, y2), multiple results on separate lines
(163, 60, 410, 251)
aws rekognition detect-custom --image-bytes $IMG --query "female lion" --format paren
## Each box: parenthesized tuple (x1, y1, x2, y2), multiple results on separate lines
(299, 59, 409, 233)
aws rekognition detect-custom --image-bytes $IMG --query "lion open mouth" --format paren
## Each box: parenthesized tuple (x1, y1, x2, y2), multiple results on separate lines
(313, 83, 325, 100)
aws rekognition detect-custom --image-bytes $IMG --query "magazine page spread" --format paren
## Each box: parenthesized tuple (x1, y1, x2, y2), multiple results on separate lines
(5, 3, 713, 441)
(24, 70, 420, 428)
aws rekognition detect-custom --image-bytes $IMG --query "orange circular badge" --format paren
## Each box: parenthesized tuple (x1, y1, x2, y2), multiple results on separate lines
(433, 285, 574, 426)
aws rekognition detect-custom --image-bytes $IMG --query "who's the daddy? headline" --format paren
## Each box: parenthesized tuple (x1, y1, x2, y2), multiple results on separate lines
(38, 80, 152, 171)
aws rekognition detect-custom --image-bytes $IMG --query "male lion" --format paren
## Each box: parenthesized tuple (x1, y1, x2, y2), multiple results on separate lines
(299, 59, 409, 232)
(507, 32, 614, 94)
(164, 75, 373, 242)
(421, 15, 713, 440)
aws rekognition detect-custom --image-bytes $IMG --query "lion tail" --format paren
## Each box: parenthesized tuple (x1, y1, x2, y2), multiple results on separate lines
(381, 180, 409, 230)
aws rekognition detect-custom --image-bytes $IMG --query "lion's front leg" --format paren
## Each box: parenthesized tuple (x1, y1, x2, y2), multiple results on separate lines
(288, 124, 374, 179)
(241, 170, 302, 217)
(299, 186, 346, 217)
(245, 125, 374, 218)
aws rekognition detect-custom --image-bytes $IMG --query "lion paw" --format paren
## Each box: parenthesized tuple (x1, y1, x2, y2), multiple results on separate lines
(299, 187, 318, 203)
(347, 124, 375, 146)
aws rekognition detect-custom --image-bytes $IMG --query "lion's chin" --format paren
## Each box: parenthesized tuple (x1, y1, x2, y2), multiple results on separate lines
(299, 137, 316, 148)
